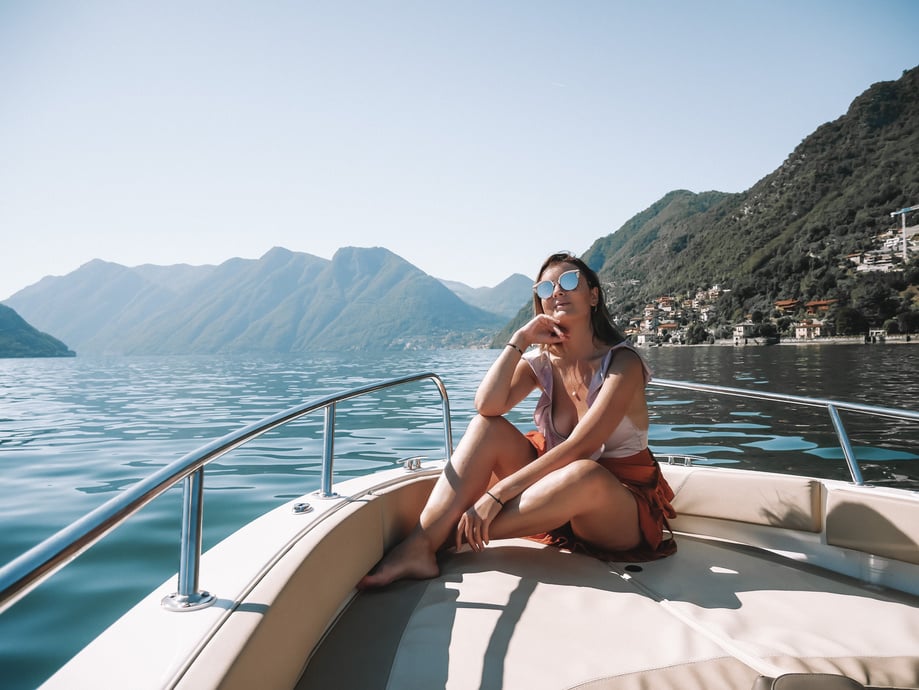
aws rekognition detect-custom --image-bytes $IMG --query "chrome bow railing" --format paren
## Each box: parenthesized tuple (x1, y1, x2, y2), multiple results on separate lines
(3, 374, 917, 616)
(0, 373, 453, 615)
(649, 378, 919, 485)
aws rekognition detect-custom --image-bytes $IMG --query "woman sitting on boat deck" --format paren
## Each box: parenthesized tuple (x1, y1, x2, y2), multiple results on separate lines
(359, 252, 675, 588)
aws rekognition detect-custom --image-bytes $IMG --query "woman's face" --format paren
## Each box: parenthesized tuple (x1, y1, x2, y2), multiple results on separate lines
(536, 262, 599, 321)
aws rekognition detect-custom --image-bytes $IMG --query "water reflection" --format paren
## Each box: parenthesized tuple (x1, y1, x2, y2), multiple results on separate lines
(642, 344, 919, 487)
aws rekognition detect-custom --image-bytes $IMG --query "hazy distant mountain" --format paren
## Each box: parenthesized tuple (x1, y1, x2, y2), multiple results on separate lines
(4, 247, 504, 355)
(0, 304, 74, 358)
(439, 274, 532, 318)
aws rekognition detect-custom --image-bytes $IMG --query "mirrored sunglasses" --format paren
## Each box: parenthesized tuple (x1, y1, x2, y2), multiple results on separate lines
(533, 269, 580, 299)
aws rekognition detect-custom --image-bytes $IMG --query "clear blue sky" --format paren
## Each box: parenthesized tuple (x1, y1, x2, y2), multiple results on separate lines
(2, 1, 917, 300)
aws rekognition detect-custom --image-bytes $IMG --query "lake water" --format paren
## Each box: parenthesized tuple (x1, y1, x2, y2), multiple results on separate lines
(2, 344, 918, 688)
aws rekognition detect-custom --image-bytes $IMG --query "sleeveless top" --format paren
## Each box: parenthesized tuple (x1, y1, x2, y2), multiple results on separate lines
(523, 341, 652, 459)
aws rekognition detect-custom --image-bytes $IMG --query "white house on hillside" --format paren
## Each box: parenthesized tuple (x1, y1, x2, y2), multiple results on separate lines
(794, 319, 825, 339)
(733, 322, 756, 340)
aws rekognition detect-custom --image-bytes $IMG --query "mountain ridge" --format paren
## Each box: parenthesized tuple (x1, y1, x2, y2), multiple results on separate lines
(592, 66, 919, 321)
(6, 66, 919, 354)
(438, 274, 532, 318)
(4, 247, 514, 355)
(493, 66, 919, 343)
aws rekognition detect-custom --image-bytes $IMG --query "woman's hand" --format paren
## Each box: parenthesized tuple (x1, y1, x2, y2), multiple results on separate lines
(456, 492, 504, 552)
(517, 314, 569, 347)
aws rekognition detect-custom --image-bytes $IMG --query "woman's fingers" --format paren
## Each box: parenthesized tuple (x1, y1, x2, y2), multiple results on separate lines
(457, 512, 478, 551)
(470, 518, 483, 552)
(478, 521, 488, 550)
(476, 515, 493, 551)
(459, 514, 469, 549)
(457, 500, 499, 553)
(456, 514, 468, 550)
(463, 513, 483, 552)
(526, 314, 567, 344)
(465, 518, 475, 551)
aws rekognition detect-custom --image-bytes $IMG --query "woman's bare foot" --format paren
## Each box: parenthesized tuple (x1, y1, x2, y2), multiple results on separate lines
(357, 534, 440, 589)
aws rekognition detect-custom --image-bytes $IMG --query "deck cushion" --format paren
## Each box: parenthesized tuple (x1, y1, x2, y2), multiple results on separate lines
(826, 488, 919, 565)
(665, 466, 823, 532)
(621, 534, 919, 688)
(300, 539, 760, 690)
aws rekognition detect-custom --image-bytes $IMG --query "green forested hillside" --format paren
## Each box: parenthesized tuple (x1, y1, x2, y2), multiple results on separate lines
(493, 66, 919, 344)
(587, 65, 919, 333)
(0, 304, 75, 358)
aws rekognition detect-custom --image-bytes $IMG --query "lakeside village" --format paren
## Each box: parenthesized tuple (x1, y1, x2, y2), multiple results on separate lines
(621, 213, 919, 347)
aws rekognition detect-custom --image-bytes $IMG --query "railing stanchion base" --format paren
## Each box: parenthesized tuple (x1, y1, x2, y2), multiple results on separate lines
(161, 590, 216, 612)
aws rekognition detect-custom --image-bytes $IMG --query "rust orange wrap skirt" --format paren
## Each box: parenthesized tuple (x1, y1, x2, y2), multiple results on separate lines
(524, 431, 677, 562)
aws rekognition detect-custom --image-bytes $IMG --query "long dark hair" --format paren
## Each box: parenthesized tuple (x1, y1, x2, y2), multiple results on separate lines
(533, 252, 625, 346)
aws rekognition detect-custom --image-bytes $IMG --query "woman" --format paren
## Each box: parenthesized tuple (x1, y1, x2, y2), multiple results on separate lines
(358, 252, 675, 588)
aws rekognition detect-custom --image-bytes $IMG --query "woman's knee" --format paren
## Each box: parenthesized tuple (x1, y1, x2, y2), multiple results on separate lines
(455, 415, 534, 471)
(552, 460, 619, 502)
(462, 415, 531, 453)
(465, 413, 517, 437)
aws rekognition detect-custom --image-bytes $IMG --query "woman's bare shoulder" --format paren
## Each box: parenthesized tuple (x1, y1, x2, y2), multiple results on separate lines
(602, 345, 648, 384)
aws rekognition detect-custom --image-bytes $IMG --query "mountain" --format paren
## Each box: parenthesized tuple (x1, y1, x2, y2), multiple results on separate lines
(5, 259, 214, 354)
(4, 247, 504, 355)
(0, 304, 75, 358)
(439, 274, 532, 318)
(9, 67, 919, 352)
(496, 65, 919, 343)
(585, 66, 919, 328)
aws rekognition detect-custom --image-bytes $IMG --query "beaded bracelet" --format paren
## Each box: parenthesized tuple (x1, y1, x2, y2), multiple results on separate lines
(505, 342, 524, 356)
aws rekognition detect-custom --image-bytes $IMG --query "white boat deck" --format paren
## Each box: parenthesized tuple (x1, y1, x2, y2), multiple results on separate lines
(36, 463, 919, 690)
(299, 534, 919, 690)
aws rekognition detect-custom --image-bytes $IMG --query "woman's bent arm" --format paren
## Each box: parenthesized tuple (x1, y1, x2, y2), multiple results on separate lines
(487, 349, 646, 504)
(474, 345, 536, 416)
(476, 315, 570, 415)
